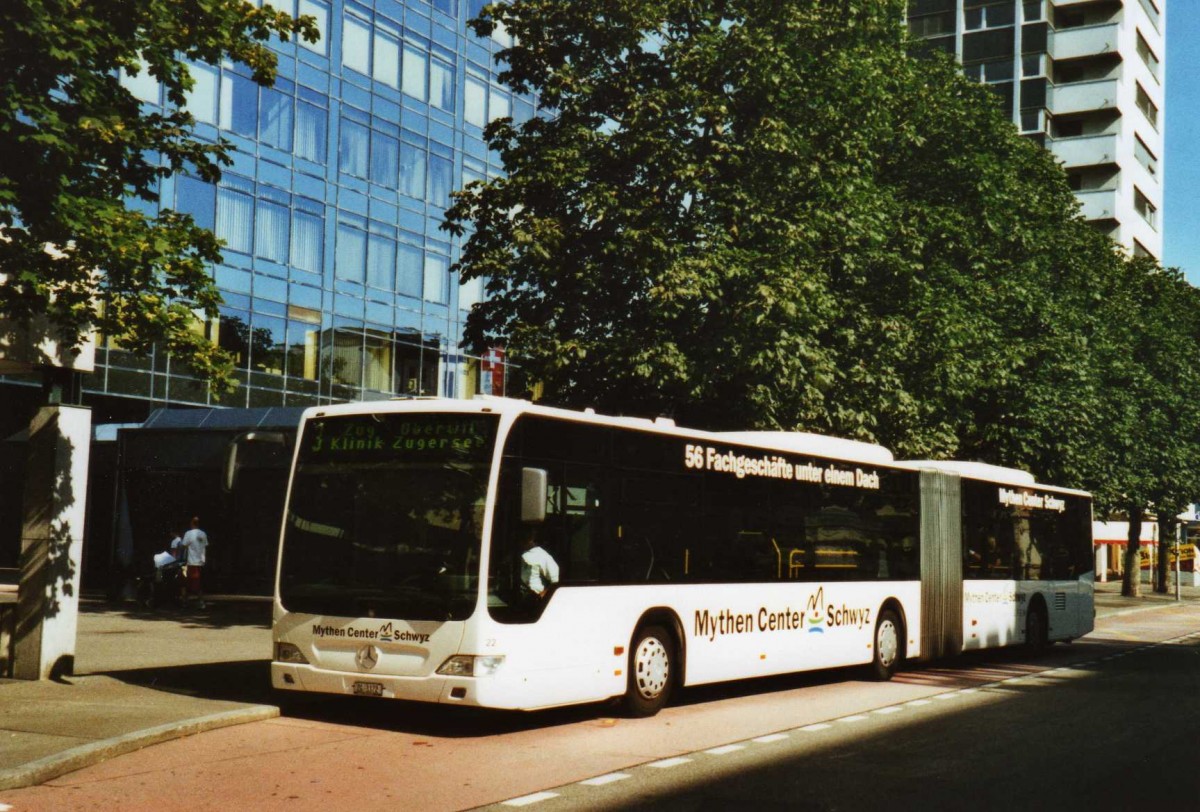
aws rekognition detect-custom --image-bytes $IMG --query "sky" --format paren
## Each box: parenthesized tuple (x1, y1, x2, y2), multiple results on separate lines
(1164, 10, 1199, 284)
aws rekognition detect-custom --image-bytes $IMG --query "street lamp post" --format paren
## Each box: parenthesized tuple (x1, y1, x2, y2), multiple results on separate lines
(1176, 521, 1182, 602)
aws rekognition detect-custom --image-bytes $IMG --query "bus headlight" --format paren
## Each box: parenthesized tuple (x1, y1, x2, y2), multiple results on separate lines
(275, 642, 309, 664)
(437, 655, 505, 677)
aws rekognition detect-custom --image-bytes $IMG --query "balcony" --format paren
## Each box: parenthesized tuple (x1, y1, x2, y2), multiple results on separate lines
(1051, 23, 1120, 61)
(1049, 79, 1119, 115)
(1073, 189, 1118, 222)
(1136, 0, 1163, 35)
(1050, 134, 1118, 169)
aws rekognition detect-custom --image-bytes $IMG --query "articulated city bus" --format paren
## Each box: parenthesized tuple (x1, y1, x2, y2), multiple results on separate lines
(270, 397, 1094, 715)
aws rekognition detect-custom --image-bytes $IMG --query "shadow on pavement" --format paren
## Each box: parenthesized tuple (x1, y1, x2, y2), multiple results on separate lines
(98, 660, 279, 706)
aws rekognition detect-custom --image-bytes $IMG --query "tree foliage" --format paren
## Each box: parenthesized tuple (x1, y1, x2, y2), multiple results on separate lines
(449, 1, 1084, 446)
(448, 0, 1200, 560)
(0, 0, 316, 389)
(1088, 262, 1200, 595)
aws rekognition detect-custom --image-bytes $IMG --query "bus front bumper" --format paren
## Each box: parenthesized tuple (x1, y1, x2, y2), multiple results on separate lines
(272, 662, 524, 707)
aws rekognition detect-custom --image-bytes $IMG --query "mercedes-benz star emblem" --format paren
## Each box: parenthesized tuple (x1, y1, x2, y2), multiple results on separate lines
(355, 645, 380, 670)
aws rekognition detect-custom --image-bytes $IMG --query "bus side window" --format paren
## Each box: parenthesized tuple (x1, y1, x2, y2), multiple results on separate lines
(615, 470, 699, 583)
(737, 531, 779, 580)
(612, 524, 654, 582)
(559, 472, 604, 583)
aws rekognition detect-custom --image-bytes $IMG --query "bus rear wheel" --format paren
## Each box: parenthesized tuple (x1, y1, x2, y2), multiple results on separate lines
(624, 625, 674, 717)
(870, 609, 903, 681)
(1025, 602, 1049, 653)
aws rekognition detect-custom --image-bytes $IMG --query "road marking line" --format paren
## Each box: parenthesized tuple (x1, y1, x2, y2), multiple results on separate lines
(752, 733, 789, 743)
(906, 699, 931, 707)
(647, 757, 692, 769)
(801, 723, 832, 732)
(958, 688, 980, 694)
(837, 715, 868, 723)
(873, 706, 903, 715)
(933, 693, 957, 700)
(503, 792, 559, 806)
(580, 773, 631, 786)
(706, 744, 746, 755)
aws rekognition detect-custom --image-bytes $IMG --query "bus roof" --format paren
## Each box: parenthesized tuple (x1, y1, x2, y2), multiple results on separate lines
(902, 459, 1091, 497)
(717, 431, 894, 464)
(903, 460, 1036, 486)
(301, 398, 1088, 494)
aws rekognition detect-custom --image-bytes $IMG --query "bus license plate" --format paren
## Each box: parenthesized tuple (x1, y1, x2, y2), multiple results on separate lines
(352, 681, 384, 697)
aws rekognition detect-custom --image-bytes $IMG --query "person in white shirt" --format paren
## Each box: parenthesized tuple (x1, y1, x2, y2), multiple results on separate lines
(167, 529, 187, 601)
(181, 516, 210, 609)
(520, 527, 559, 600)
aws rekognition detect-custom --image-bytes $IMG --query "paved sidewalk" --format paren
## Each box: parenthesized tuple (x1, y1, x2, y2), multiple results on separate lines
(0, 597, 279, 791)
(1, 580, 1198, 791)
(1092, 577, 1200, 616)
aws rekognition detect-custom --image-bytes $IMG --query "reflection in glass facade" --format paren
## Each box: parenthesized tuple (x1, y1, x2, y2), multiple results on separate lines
(93, 0, 526, 411)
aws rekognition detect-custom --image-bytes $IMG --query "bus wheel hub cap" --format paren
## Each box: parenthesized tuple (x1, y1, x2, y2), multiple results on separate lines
(878, 622, 898, 665)
(636, 638, 669, 697)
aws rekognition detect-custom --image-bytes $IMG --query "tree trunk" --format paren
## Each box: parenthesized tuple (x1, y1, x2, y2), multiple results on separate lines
(1157, 517, 1176, 594)
(1121, 506, 1143, 598)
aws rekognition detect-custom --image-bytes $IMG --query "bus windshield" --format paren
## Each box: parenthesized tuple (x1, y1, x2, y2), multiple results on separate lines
(278, 413, 498, 621)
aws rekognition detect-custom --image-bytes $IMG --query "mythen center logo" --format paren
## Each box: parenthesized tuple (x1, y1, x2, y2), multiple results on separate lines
(805, 587, 826, 633)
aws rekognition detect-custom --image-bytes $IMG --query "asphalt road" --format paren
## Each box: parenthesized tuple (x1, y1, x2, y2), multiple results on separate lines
(4, 604, 1198, 812)
(477, 614, 1200, 811)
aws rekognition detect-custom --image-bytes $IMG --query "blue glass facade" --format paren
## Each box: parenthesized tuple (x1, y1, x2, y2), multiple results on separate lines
(96, 0, 525, 410)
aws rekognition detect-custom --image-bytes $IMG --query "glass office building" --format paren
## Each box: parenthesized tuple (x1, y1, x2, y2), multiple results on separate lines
(80, 0, 524, 418)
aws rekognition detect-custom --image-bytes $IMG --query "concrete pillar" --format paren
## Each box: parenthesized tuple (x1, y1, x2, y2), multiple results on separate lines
(13, 405, 91, 680)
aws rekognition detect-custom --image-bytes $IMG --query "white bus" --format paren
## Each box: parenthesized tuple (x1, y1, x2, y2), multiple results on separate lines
(270, 397, 1094, 715)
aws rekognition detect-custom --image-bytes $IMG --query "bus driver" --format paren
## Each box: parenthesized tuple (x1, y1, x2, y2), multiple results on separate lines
(520, 527, 559, 600)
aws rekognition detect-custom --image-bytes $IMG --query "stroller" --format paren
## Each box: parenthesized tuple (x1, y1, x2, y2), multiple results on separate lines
(136, 551, 186, 609)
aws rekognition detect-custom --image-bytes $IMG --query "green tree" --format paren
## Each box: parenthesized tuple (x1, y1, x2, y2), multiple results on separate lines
(1088, 262, 1200, 597)
(0, 0, 316, 390)
(446, 0, 1110, 463)
(447, 0, 904, 430)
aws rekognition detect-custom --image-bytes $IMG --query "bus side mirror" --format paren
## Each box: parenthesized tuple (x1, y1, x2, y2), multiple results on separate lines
(223, 431, 289, 493)
(520, 467, 548, 523)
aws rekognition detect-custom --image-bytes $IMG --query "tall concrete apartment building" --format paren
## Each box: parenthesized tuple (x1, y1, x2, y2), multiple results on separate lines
(907, 0, 1166, 259)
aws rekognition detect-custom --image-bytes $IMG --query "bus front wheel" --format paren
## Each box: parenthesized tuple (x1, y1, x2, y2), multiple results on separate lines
(624, 625, 674, 717)
(870, 609, 903, 681)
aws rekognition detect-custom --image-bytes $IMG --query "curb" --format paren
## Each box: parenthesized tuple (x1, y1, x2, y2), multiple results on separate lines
(0, 705, 280, 791)
(1098, 601, 1196, 620)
